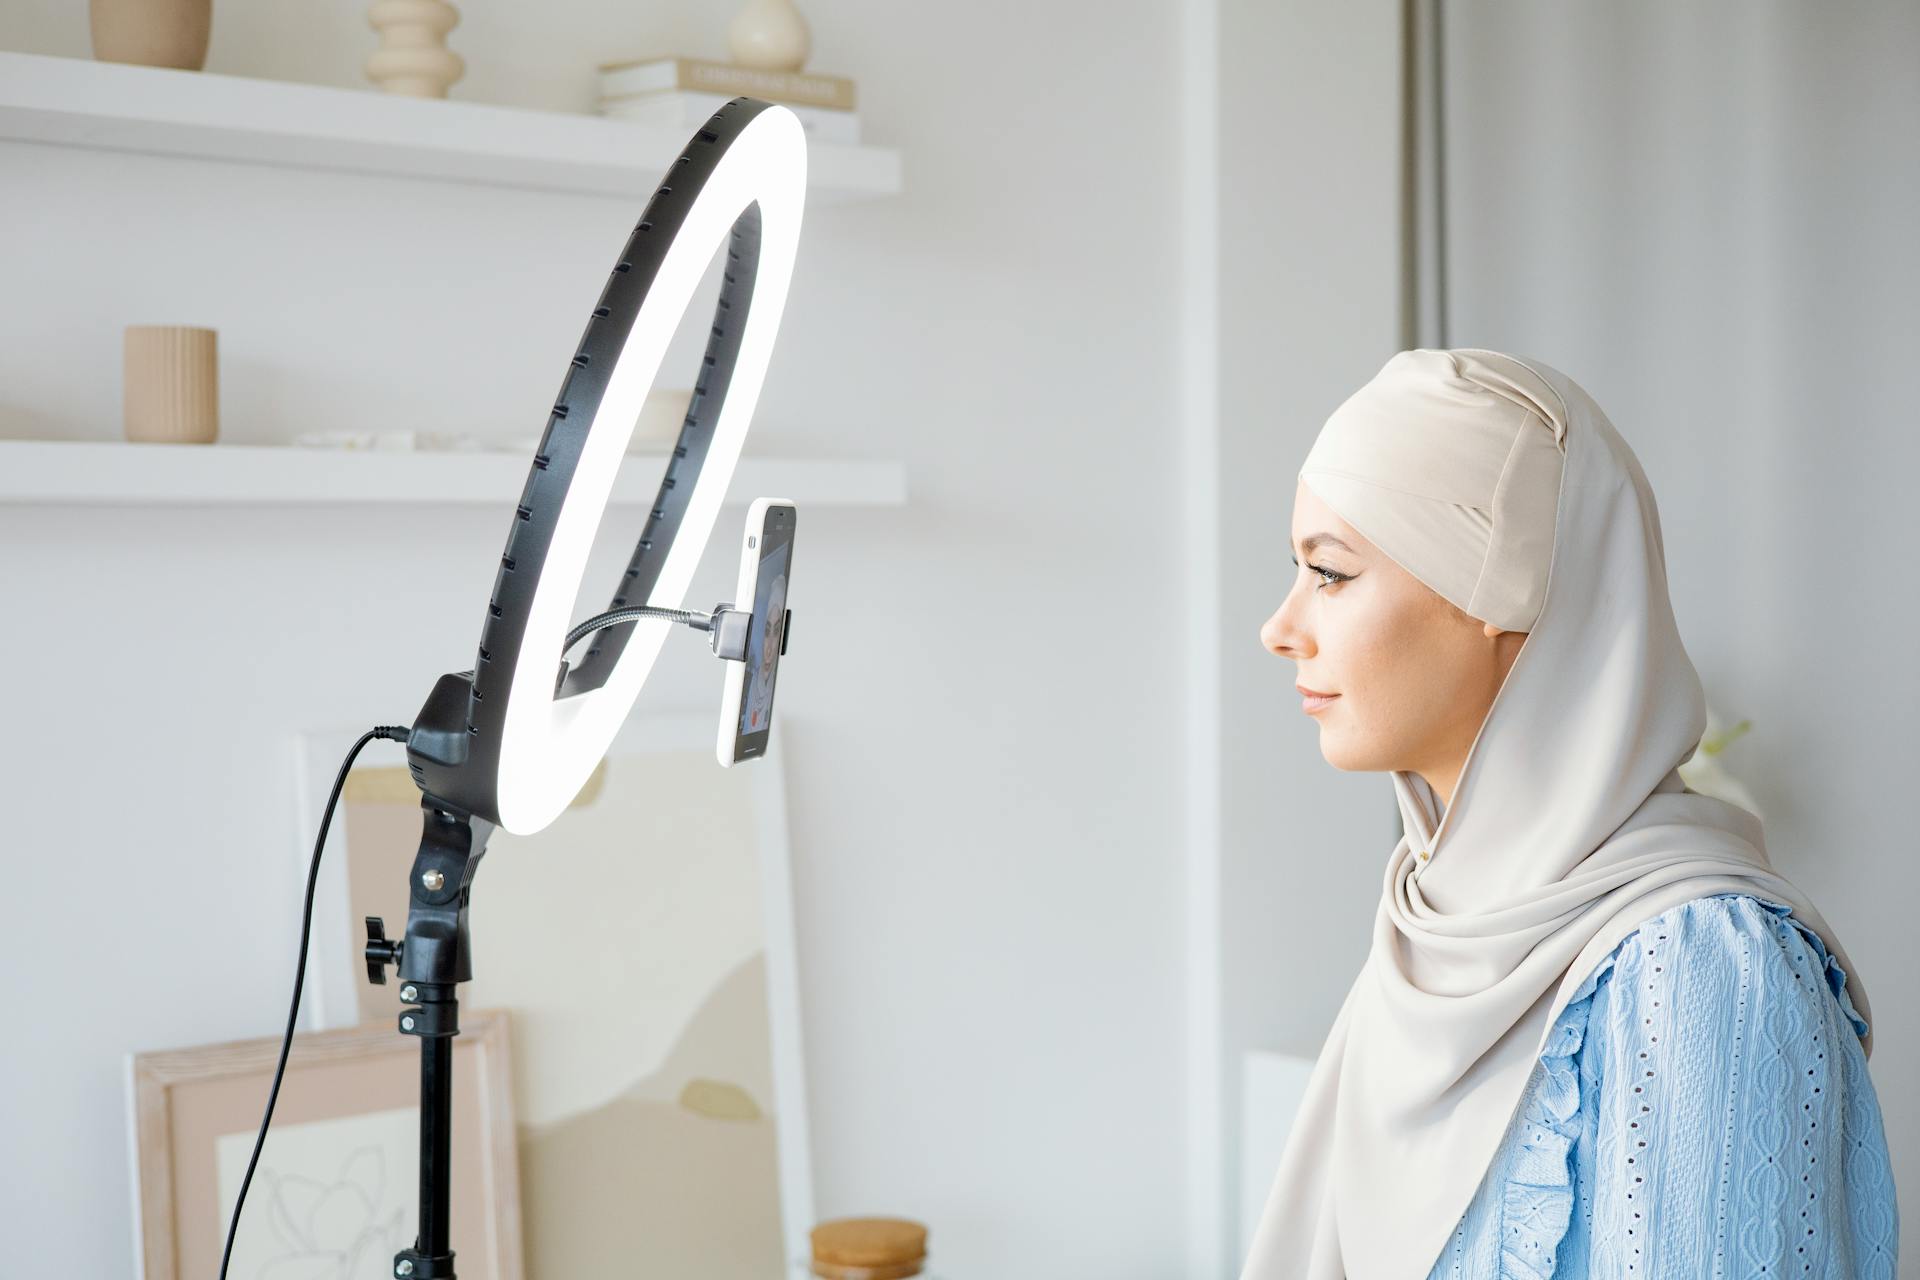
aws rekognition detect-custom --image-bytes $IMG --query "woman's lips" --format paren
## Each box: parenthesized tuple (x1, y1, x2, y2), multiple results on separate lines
(1297, 685, 1339, 714)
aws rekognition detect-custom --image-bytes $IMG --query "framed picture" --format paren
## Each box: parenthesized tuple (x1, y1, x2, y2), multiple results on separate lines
(126, 1007, 523, 1280)
(289, 708, 816, 1278)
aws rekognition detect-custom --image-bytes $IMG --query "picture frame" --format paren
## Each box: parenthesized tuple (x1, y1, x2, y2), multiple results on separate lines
(126, 1006, 523, 1280)
(288, 707, 816, 1277)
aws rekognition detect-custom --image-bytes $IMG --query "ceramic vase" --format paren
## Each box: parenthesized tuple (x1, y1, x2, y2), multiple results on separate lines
(728, 0, 811, 72)
(124, 325, 219, 444)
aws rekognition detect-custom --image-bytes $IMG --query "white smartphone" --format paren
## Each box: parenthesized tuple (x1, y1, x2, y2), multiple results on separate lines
(716, 496, 796, 767)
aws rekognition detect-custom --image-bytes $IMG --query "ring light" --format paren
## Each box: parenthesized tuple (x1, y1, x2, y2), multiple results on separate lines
(407, 98, 807, 835)
(220, 99, 811, 1280)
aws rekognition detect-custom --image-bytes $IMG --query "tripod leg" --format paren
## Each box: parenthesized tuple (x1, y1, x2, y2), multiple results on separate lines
(419, 998, 456, 1267)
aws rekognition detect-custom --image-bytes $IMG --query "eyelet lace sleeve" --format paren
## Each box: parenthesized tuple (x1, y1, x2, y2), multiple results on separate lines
(1581, 893, 1898, 1277)
(1423, 892, 1897, 1280)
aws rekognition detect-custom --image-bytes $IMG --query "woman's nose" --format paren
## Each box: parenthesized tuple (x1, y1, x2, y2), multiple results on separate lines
(1261, 605, 1297, 657)
(1262, 581, 1315, 658)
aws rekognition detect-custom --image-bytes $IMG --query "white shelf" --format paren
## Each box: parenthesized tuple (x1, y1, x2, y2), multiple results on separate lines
(0, 50, 901, 203)
(0, 440, 907, 508)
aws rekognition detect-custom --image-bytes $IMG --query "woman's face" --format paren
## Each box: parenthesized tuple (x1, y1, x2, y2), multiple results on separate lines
(1260, 479, 1526, 794)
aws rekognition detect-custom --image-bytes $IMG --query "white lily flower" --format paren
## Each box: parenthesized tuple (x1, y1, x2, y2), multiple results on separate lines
(1678, 704, 1761, 819)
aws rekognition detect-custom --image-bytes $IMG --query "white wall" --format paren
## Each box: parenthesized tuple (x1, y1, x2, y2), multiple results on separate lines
(1438, 1, 1919, 1257)
(1212, 0, 1406, 1265)
(0, 2, 1191, 1275)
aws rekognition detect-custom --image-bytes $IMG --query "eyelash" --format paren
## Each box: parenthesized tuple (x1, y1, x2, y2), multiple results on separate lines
(1291, 556, 1353, 590)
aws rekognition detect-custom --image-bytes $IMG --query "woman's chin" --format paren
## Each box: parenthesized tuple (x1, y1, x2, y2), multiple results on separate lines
(1315, 728, 1377, 773)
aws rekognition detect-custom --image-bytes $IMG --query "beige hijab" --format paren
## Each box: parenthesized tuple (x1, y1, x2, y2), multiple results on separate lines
(1238, 348, 1874, 1279)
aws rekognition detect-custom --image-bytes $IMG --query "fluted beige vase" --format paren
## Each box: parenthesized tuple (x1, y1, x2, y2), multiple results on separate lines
(89, 0, 211, 70)
(124, 325, 219, 444)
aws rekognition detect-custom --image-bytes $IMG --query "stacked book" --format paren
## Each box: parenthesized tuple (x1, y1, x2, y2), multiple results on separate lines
(596, 55, 860, 144)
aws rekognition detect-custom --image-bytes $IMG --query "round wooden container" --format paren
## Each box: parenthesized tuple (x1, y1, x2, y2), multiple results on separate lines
(90, 0, 211, 69)
(809, 1217, 928, 1279)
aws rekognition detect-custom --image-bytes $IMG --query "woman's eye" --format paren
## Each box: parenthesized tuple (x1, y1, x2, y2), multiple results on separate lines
(1291, 555, 1350, 590)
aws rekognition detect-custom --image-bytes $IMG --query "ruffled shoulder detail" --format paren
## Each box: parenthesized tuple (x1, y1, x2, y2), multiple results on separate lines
(1495, 932, 1624, 1279)
(1492, 891, 1870, 1279)
(1744, 894, 1871, 1041)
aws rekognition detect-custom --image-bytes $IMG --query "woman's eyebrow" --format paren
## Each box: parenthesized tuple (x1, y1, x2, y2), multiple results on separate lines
(1296, 532, 1356, 556)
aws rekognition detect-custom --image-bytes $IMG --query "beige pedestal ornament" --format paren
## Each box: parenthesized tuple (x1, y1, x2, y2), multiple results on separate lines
(366, 0, 466, 98)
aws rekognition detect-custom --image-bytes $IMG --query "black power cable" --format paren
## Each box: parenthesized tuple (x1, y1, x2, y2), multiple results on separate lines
(217, 723, 413, 1280)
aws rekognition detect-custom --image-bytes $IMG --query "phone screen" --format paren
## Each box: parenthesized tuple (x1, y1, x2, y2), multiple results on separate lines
(732, 508, 793, 760)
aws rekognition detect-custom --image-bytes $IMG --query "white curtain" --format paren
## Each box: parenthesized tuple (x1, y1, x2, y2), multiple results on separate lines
(1425, 0, 1919, 1255)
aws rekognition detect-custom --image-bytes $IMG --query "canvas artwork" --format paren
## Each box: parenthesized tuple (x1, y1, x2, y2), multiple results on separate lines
(127, 1009, 522, 1280)
(212, 1103, 414, 1269)
(290, 709, 815, 1277)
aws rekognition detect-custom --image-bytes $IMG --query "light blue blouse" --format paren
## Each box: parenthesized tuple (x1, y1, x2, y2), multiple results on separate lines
(1423, 892, 1898, 1279)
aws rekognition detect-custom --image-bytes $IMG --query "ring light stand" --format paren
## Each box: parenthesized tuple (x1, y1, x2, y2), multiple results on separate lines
(360, 97, 807, 1280)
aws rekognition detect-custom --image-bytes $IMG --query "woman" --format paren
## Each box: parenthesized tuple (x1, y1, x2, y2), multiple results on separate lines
(1239, 350, 1897, 1278)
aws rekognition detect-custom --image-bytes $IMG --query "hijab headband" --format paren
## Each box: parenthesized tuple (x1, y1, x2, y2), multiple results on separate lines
(1298, 348, 1567, 632)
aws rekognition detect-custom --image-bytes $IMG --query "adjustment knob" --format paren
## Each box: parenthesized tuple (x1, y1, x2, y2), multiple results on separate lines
(365, 915, 403, 985)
